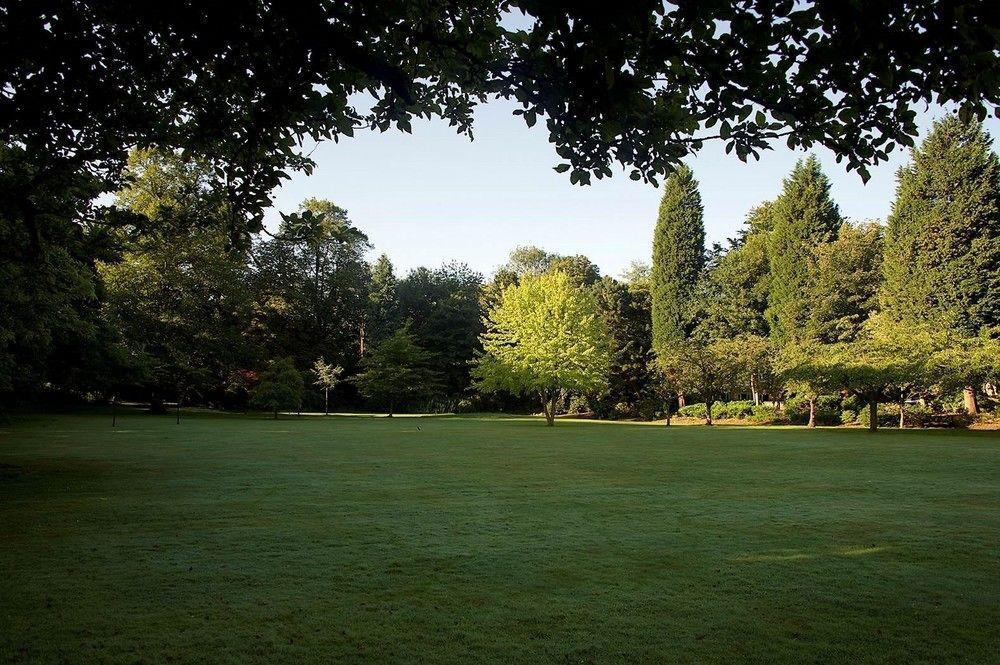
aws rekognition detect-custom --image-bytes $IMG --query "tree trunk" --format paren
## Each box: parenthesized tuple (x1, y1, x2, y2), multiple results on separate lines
(705, 400, 713, 426)
(678, 393, 686, 408)
(324, 388, 329, 416)
(388, 401, 394, 418)
(273, 407, 279, 420)
(664, 401, 672, 426)
(963, 386, 979, 415)
(898, 400, 905, 429)
(538, 391, 556, 426)
(807, 397, 816, 428)
(868, 398, 878, 433)
(750, 374, 760, 406)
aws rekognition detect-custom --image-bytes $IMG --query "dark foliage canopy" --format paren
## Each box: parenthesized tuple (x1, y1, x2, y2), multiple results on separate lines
(3, 1, 998, 242)
(881, 117, 1000, 334)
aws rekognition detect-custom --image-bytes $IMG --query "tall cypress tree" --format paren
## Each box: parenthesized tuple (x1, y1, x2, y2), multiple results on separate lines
(879, 116, 1000, 413)
(880, 116, 1000, 334)
(651, 164, 705, 358)
(364, 253, 399, 354)
(766, 155, 842, 343)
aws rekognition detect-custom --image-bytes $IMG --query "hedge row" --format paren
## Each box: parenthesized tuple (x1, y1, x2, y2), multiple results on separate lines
(674, 398, 981, 427)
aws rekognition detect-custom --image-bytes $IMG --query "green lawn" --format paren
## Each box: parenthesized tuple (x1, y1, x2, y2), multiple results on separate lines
(1, 413, 998, 663)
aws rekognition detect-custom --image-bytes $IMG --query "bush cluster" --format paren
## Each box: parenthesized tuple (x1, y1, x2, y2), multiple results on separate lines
(672, 397, 982, 429)
(677, 401, 786, 423)
(784, 395, 843, 425)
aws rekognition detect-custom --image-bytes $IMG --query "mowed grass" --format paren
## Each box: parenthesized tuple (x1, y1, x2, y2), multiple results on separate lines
(1, 414, 998, 663)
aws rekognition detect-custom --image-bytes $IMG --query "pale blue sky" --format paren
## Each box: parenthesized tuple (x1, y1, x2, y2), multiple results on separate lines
(266, 100, 999, 279)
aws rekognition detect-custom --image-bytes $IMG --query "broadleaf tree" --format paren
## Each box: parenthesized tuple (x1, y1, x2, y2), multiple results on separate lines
(4, 2, 997, 246)
(474, 271, 611, 426)
(312, 358, 343, 416)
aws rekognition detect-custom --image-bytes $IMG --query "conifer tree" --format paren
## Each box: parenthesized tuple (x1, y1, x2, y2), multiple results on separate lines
(881, 116, 1000, 333)
(353, 325, 442, 416)
(766, 156, 843, 343)
(806, 222, 884, 344)
(880, 116, 1000, 413)
(251, 358, 304, 419)
(650, 164, 705, 356)
(363, 254, 399, 354)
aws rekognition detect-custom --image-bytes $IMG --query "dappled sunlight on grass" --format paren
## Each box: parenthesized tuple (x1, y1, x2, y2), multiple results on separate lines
(734, 550, 815, 562)
(734, 545, 895, 563)
(839, 545, 893, 556)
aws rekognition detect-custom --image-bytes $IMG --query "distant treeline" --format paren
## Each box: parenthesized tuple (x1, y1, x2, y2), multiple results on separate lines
(1, 116, 998, 428)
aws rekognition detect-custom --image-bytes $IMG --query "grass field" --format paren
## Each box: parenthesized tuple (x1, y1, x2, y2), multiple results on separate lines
(1, 413, 998, 663)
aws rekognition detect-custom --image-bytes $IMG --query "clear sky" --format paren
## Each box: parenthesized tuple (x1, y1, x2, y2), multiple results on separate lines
(265, 100, 999, 280)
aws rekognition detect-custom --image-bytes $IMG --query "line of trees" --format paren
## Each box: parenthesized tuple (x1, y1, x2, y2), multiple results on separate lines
(1, 116, 998, 427)
(650, 116, 1000, 430)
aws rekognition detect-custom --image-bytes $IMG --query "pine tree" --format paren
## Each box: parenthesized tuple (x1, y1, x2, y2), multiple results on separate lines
(766, 155, 842, 344)
(880, 116, 1000, 334)
(651, 164, 705, 356)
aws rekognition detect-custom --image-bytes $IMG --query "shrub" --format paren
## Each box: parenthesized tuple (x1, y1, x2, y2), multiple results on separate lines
(900, 404, 934, 428)
(677, 402, 707, 419)
(713, 400, 755, 419)
(840, 409, 858, 424)
(783, 395, 809, 424)
(748, 404, 787, 425)
(636, 397, 662, 421)
(857, 404, 900, 429)
(785, 394, 843, 425)
(841, 394, 864, 414)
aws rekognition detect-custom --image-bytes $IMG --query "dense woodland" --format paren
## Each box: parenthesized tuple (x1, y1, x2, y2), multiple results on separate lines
(1, 115, 998, 430)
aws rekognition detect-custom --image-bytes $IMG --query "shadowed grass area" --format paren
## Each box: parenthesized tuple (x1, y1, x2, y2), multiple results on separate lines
(1, 413, 998, 663)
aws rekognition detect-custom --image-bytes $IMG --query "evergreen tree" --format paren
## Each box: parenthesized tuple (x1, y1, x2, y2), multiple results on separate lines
(251, 358, 304, 419)
(880, 116, 1000, 414)
(353, 325, 443, 416)
(591, 276, 657, 419)
(364, 254, 399, 354)
(880, 116, 1000, 334)
(700, 204, 774, 340)
(766, 156, 843, 343)
(651, 164, 705, 355)
(806, 222, 884, 344)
